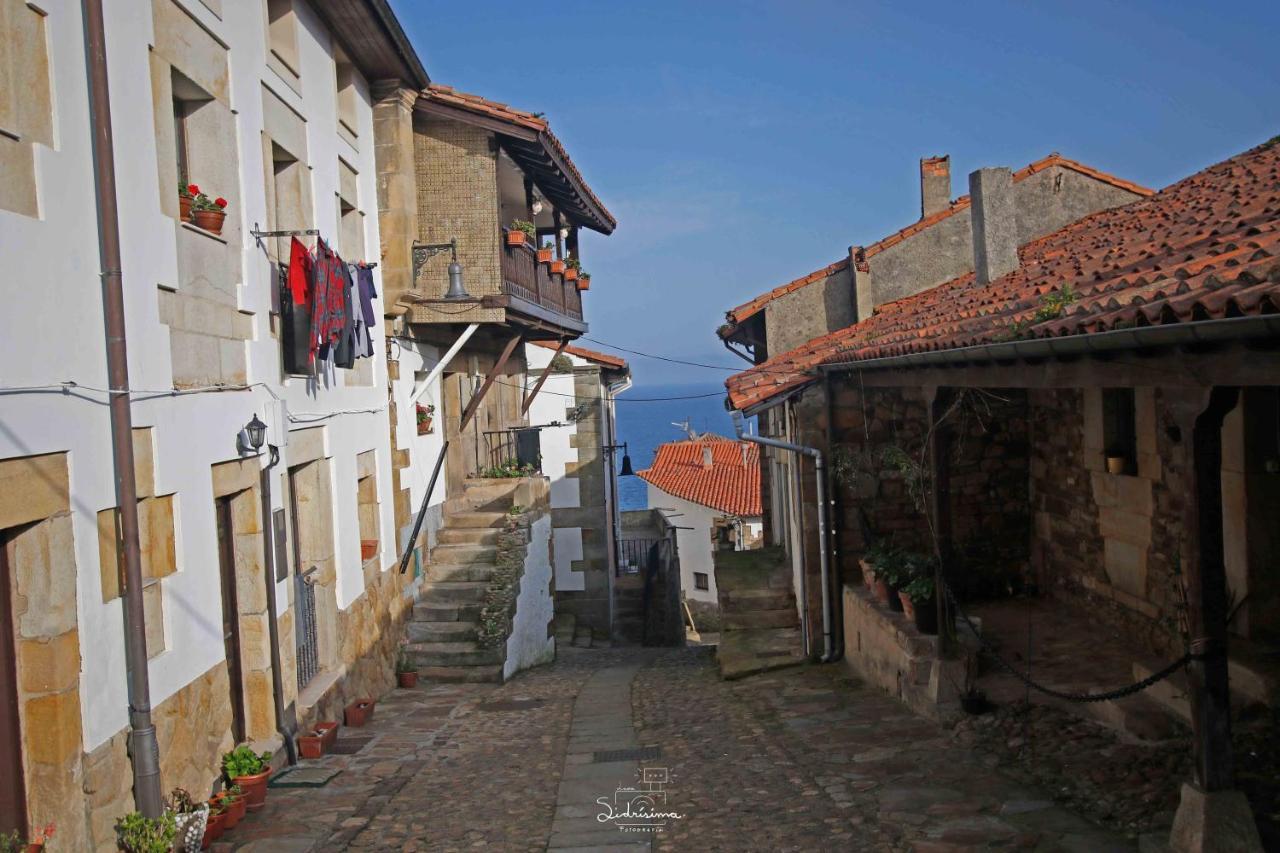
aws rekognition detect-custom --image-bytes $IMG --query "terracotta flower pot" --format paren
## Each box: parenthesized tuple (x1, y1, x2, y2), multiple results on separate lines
(859, 559, 876, 590)
(360, 539, 378, 561)
(344, 698, 376, 727)
(202, 809, 226, 848)
(506, 230, 527, 246)
(417, 417, 433, 435)
(193, 209, 225, 235)
(232, 769, 270, 812)
(179, 195, 192, 221)
(577, 275, 590, 291)
(1105, 455, 1128, 475)
(397, 670, 418, 688)
(222, 792, 246, 829)
(549, 260, 565, 275)
(898, 591, 916, 621)
(563, 267, 578, 281)
(871, 577, 892, 606)
(316, 720, 339, 750)
(297, 729, 327, 760)
(537, 247, 553, 263)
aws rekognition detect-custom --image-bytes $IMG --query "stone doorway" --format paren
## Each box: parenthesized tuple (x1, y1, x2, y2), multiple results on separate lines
(0, 531, 27, 837)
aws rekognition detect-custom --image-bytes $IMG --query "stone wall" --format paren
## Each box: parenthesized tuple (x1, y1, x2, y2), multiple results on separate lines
(762, 264, 856, 356)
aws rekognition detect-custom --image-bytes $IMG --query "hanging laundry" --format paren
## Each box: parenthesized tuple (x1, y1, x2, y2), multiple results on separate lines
(352, 264, 378, 359)
(286, 236, 311, 306)
(309, 239, 347, 362)
(280, 263, 312, 374)
(333, 262, 357, 369)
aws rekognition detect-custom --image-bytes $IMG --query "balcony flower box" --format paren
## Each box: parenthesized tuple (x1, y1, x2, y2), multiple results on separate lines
(563, 267, 578, 282)
(506, 230, 527, 247)
(345, 698, 376, 727)
(577, 274, 590, 291)
(550, 260, 565, 275)
(297, 721, 339, 759)
(187, 183, 228, 236)
(537, 247, 554, 264)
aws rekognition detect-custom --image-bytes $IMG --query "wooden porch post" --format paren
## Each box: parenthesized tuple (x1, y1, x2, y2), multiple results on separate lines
(927, 387, 955, 655)
(1168, 386, 1261, 852)
(459, 333, 524, 432)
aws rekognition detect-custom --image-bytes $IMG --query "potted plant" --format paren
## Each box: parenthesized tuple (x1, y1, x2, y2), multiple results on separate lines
(221, 746, 273, 812)
(416, 403, 435, 435)
(861, 540, 894, 591)
(1104, 448, 1130, 475)
(361, 539, 378, 561)
(179, 183, 194, 221)
(344, 697, 376, 727)
(317, 720, 339, 751)
(537, 244, 554, 263)
(563, 257, 580, 282)
(549, 259, 565, 275)
(507, 220, 535, 246)
(396, 649, 418, 688)
(188, 185, 229, 235)
(201, 797, 226, 849)
(871, 550, 905, 612)
(165, 788, 209, 851)
(216, 784, 246, 831)
(115, 811, 177, 853)
(577, 272, 590, 291)
(898, 565, 939, 635)
(0, 823, 54, 853)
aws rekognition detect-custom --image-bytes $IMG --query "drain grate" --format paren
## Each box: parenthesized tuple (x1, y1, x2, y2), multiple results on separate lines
(269, 766, 341, 788)
(478, 698, 545, 712)
(593, 745, 661, 763)
(328, 736, 375, 755)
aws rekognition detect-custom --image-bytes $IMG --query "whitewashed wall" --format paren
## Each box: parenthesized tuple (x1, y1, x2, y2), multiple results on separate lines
(503, 513, 555, 679)
(647, 486, 721, 604)
(0, 0, 395, 752)
(525, 344, 586, 591)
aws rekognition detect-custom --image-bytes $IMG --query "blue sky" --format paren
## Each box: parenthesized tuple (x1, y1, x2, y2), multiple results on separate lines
(392, 0, 1280, 386)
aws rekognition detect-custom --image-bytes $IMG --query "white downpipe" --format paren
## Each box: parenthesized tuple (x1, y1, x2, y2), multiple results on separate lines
(409, 323, 480, 405)
(734, 412, 835, 662)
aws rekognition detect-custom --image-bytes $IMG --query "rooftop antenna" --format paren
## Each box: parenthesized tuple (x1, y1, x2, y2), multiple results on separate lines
(672, 419, 698, 440)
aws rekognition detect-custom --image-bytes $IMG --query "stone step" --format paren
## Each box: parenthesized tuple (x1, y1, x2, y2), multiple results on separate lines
(405, 641, 505, 668)
(406, 620, 479, 644)
(426, 563, 497, 583)
(446, 511, 507, 529)
(552, 613, 576, 643)
(572, 625, 594, 648)
(721, 589, 794, 612)
(413, 601, 482, 622)
(437, 526, 500, 546)
(431, 543, 498, 565)
(723, 607, 798, 631)
(1090, 691, 1185, 742)
(462, 479, 521, 511)
(418, 581, 490, 604)
(717, 627, 805, 681)
(417, 664, 505, 684)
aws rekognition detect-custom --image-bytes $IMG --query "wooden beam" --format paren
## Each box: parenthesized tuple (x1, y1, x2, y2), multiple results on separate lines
(926, 386, 956, 656)
(459, 333, 523, 432)
(522, 339, 570, 414)
(1171, 386, 1240, 793)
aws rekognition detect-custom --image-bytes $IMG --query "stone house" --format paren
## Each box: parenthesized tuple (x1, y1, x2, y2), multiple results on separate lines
(638, 436, 764, 631)
(525, 342, 632, 644)
(723, 139, 1280, 849)
(0, 0, 433, 846)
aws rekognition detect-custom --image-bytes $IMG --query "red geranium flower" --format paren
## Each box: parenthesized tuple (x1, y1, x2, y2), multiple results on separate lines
(215, 197, 228, 208)
(187, 184, 199, 196)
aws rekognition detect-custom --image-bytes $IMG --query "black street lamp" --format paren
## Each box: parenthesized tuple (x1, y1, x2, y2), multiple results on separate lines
(605, 442, 634, 476)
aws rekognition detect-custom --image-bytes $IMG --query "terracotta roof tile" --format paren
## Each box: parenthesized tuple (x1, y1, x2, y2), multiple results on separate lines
(637, 437, 762, 517)
(721, 154, 1155, 331)
(531, 340, 628, 370)
(424, 85, 616, 231)
(726, 140, 1280, 411)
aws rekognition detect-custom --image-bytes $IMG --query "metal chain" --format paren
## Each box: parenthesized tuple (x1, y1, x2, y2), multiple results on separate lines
(940, 575, 1192, 704)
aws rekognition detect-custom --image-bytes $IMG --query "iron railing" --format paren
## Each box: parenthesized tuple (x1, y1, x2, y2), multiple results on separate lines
(500, 232, 583, 321)
(481, 427, 542, 475)
(294, 565, 319, 690)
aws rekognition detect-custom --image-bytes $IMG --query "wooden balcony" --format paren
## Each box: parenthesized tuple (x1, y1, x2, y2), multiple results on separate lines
(501, 237, 584, 328)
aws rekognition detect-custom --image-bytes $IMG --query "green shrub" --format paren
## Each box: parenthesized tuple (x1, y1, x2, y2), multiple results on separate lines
(222, 745, 272, 779)
(114, 811, 177, 853)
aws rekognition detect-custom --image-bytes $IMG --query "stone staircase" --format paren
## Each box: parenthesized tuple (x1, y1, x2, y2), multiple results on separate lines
(714, 547, 806, 680)
(403, 479, 527, 683)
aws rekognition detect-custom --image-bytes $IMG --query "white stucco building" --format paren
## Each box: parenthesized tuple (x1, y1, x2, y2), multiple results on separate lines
(639, 436, 763, 628)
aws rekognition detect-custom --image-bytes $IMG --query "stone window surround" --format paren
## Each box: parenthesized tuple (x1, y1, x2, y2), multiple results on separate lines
(264, 0, 302, 94)
(0, 0, 55, 218)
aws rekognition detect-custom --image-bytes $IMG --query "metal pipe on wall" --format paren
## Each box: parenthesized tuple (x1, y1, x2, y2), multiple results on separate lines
(82, 0, 163, 816)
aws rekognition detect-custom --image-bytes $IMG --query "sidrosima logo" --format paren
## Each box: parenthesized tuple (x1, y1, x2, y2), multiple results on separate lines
(596, 767, 685, 833)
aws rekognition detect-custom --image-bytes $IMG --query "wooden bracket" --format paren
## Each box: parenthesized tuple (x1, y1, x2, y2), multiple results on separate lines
(459, 333, 523, 432)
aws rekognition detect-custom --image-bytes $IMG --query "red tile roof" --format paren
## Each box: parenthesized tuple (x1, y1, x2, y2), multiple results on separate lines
(424, 85, 616, 232)
(721, 154, 1154, 330)
(531, 340, 628, 370)
(726, 139, 1280, 412)
(637, 437, 762, 517)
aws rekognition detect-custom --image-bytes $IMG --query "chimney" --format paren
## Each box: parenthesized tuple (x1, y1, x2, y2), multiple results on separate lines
(968, 167, 1019, 285)
(702, 446, 713, 469)
(920, 155, 951, 219)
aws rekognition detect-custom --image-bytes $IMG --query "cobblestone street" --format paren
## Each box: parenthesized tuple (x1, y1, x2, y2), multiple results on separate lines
(221, 647, 1131, 852)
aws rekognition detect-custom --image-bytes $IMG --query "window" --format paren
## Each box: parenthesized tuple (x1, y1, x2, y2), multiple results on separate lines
(1102, 388, 1137, 475)
(334, 47, 358, 139)
(172, 98, 190, 186)
(337, 158, 363, 260)
(266, 0, 300, 82)
(168, 69, 217, 217)
(694, 572, 709, 591)
(356, 451, 379, 565)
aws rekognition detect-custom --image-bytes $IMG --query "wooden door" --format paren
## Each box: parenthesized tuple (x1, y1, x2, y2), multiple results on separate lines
(0, 535, 27, 836)
(215, 497, 246, 743)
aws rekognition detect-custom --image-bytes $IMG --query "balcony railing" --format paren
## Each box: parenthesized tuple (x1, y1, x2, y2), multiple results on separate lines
(500, 233, 584, 322)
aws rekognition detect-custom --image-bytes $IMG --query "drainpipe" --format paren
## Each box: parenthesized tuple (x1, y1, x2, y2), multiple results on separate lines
(83, 0, 163, 817)
(258, 447, 296, 765)
(733, 413, 835, 662)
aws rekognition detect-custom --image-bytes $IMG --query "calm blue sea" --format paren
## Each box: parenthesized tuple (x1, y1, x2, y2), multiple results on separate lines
(613, 381, 741, 511)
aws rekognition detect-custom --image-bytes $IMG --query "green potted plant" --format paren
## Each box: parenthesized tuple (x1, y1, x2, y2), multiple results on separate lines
(563, 256, 580, 282)
(0, 823, 54, 853)
(549, 258, 566, 275)
(537, 242, 555, 263)
(507, 219, 535, 246)
(164, 788, 208, 851)
(898, 560, 938, 635)
(221, 746, 273, 812)
(871, 549, 906, 612)
(416, 403, 435, 435)
(396, 649, 418, 688)
(201, 796, 227, 848)
(179, 182, 194, 221)
(188, 184, 229, 235)
(114, 810, 177, 853)
(577, 271, 590, 291)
